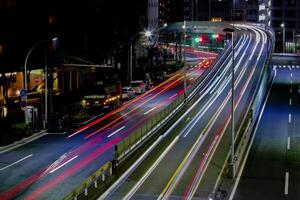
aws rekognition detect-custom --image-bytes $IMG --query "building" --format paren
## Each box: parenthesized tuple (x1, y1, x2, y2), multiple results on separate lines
(270, 0, 300, 53)
(148, 0, 183, 28)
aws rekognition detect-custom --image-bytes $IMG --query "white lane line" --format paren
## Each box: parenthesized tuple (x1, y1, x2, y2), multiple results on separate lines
(107, 126, 126, 138)
(290, 79, 293, 84)
(292, 65, 295, 69)
(289, 98, 292, 106)
(290, 88, 293, 93)
(168, 93, 178, 100)
(291, 73, 293, 77)
(278, 65, 281, 68)
(283, 65, 286, 68)
(49, 155, 78, 174)
(289, 114, 292, 123)
(285, 172, 289, 195)
(0, 154, 33, 171)
(297, 65, 299, 69)
(144, 107, 157, 115)
(287, 137, 290, 150)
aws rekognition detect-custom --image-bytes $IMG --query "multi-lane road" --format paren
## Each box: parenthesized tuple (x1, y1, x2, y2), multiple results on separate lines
(0, 46, 215, 199)
(101, 23, 271, 200)
(231, 60, 300, 200)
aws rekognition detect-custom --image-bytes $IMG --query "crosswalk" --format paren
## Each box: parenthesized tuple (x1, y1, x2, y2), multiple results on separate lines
(273, 65, 300, 69)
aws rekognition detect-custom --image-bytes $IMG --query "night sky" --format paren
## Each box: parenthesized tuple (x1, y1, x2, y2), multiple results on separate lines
(0, 0, 147, 71)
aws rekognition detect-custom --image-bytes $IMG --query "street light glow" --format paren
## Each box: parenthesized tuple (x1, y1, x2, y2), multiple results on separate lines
(145, 30, 152, 38)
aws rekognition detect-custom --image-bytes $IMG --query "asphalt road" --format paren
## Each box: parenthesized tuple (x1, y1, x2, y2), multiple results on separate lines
(0, 48, 216, 198)
(233, 62, 300, 200)
(103, 23, 270, 200)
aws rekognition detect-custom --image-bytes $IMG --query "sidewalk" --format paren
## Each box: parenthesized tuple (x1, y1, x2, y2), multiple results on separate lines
(0, 129, 47, 154)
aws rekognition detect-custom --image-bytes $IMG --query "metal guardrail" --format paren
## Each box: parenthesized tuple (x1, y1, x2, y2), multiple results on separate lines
(63, 162, 112, 200)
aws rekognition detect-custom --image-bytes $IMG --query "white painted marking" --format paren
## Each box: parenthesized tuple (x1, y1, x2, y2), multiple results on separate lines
(289, 114, 291, 123)
(287, 137, 290, 150)
(283, 65, 286, 68)
(274, 65, 277, 68)
(144, 107, 157, 115)
(185, 117, 190, 122)
(297, 65, 299, 69)
(292, 65, 295, 69)
(0, 154, 33, 171)
(278, 65, 281, 68)
(290, 79, 293, 84)
(49, 155, 78, 174)
(107, 126, 126, 138)
(168, 93, 178, 100)
(290, 88, 293, 93)
(289, 99, 292, 106)
(291, 73, 293, 77)
(285, 172, 289, 195)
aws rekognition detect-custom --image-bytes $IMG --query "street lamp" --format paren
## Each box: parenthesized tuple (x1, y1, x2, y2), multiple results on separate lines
(280, 23, 285, 53)
(223, 27, 235, 179)
(23, 37, 57, 127)
(129, 30, 152, 83)
(182, 21, 187, 101)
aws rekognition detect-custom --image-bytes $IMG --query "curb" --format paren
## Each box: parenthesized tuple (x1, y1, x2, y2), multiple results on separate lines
(0, 130, 48, 154)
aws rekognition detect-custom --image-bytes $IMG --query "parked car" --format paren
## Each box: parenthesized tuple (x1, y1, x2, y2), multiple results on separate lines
(122, 87, 135, 100)
(130, 80, 146, 94)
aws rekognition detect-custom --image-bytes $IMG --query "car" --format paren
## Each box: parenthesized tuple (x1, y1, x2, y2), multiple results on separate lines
(130, 80, 146, 94)
(122, 87, 135, 100)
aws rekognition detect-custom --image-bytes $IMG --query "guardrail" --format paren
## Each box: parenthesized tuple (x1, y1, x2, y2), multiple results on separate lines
(63, 162, 112, 200)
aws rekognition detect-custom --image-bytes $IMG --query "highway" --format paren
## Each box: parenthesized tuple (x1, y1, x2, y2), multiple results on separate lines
(231, 62, 300, 200)
(0, 44, 216, 198)
(101, 23, 270, 200)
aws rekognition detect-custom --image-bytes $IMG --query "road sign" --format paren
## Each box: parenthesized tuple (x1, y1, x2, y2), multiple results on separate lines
(20, 89, 27, 97)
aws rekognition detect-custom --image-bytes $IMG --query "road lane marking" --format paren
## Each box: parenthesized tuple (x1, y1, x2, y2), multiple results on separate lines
(289, 99, 292, 106)
(297, 65, 299, 69)
(168, 93, 178, 100)
(290, 88, 292, 93)
(292, 65, 295, 69)
(107, 126, 126, 138)
(289, 114, 291, 123)
(291, 73, 293, 77)
(49, 155, 78, 174)
(283, 65, 286, 68)
(144, 107, 157, 115)
(0, 154, 33, 171)
(287, 137, 290, 150)
(290, 79, 293, 85)
(285, 172, 289, 195)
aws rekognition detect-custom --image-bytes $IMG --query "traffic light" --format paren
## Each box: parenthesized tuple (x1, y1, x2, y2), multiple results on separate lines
(194, 36, 203, 43)
(212, 33, 219, 40)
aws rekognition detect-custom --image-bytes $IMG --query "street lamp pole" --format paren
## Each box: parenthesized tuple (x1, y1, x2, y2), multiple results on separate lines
(224, 27, 236, 179)
(281, 23, 285, 53)
(23, 38, 57, 126)
(183, 21, 187, 101)
(129, 31, 152, 84)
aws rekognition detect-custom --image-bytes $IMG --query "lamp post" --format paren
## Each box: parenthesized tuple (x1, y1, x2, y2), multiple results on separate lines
(23, 37, 57, 127)
(224, 27, 235, 179)
(182, 21, 187, 101)
(281, 23, 285, 53)
(129, 30, 152, 83)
